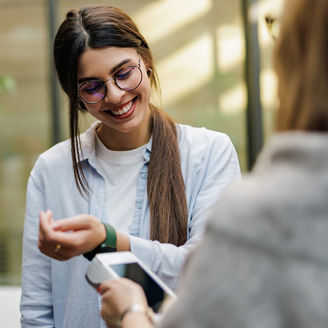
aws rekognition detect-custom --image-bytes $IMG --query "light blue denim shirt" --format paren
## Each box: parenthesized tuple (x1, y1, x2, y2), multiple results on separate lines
(20, 122, 241, 328)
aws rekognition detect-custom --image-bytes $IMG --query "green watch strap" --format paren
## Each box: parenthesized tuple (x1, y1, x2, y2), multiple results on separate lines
(101, 223, 117, 250)
(82, 223, 117, 261)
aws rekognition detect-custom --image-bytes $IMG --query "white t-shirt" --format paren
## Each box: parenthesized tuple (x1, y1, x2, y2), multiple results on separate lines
(95, 134, 146, 234)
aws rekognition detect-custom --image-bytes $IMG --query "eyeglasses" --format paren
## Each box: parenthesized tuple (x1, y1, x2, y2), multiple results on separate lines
(78, 58, 143, 104)
(264, 14, 280, 40)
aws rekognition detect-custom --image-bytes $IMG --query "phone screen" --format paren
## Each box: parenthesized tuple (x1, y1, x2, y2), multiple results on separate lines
(110, 263, 166, 312)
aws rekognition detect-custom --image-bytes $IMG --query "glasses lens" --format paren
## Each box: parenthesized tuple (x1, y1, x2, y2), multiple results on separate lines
(79, 80, 105, 103)
(115, 66, 142, 91)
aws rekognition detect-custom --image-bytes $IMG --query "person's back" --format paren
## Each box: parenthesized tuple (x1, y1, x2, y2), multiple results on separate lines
(160, 131, 328, 328)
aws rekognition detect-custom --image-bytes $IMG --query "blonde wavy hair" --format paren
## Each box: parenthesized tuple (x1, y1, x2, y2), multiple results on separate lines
(274, 0, 328, 132)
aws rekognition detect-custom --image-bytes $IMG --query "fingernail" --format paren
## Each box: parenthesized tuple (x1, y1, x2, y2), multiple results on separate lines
(97, 285, 101, 293)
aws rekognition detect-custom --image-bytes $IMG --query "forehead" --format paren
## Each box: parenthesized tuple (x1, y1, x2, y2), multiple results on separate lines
(77, 47, 139, 78)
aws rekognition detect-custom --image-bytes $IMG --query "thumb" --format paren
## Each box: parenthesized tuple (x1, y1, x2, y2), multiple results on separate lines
(39, 210, 53, 231)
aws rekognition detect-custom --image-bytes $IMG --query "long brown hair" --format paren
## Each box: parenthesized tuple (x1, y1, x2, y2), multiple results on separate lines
(274, 0, 328, 132)
(53, 6, 187, 245)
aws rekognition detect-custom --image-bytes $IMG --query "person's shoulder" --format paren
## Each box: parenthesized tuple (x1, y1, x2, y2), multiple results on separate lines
(204, 174, 265, 237)
(36, 122, 97, 168)
(177, 123, 232, 149)
(204, 162, 295, 248)
(37, 138, 71, 165)
(177, 123, 229, 140)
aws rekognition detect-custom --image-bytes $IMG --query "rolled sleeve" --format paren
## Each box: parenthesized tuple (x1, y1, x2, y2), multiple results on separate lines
(129, 230, 200, 290)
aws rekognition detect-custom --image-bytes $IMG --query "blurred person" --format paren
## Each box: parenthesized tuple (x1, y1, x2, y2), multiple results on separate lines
(19, 5, 241, 328)
(98, 0, 328, 327)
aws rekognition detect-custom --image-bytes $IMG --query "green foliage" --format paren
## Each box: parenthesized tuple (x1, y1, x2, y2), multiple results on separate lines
(0, 75, 16, 97)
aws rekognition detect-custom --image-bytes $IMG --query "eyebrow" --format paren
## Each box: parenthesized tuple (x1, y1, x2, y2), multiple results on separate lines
(78, 58, 133, 84)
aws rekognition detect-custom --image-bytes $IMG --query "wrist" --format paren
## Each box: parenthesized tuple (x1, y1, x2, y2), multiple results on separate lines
(116, 232, 130, 251)
(100, 222, 107, 244)
(117, 304, 154, 328)
(83, 223, 117, 261)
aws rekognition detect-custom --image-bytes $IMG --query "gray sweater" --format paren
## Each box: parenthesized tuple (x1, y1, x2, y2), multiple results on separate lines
(160, 132, 328, 328)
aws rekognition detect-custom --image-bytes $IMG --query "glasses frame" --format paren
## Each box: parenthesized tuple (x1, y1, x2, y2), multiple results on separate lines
(78, 58, 143, 104)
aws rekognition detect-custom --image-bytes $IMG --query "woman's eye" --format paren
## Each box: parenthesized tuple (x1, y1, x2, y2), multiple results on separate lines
(115, 67, 134, 81)
(82, 81, 103, 93)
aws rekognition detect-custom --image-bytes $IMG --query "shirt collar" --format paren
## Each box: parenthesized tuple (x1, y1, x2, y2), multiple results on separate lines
(78, 121, 152, 164)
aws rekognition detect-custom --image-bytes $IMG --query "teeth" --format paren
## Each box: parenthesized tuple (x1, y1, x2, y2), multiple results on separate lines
(111, 100, 133, 116)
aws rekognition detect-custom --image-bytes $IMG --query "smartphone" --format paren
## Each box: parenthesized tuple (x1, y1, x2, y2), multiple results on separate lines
(86, 251, 176, 312)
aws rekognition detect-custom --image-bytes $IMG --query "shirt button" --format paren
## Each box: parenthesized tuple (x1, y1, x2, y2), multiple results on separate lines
(140, 172, 147, 179)
(136, 201, 142, 209)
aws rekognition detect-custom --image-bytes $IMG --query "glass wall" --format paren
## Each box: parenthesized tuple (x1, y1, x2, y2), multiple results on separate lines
(0, 0, 49, 284)
(0, 0, 281, 286)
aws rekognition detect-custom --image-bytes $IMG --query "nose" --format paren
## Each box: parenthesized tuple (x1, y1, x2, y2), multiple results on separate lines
(103, 80, 126, 104)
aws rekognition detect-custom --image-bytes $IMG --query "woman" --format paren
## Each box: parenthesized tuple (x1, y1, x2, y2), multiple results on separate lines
(99, 0, 328, 327)
(20, 5, 240, 328)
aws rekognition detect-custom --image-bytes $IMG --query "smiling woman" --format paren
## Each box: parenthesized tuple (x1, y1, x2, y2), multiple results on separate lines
(77, 47, 152, 151)
(20, 5, 241, 327)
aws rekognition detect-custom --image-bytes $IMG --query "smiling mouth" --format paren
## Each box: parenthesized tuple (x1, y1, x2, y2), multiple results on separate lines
(104, 97, 137, 119)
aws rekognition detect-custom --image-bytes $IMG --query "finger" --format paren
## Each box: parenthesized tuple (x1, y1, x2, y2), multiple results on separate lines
(39, 211, 56, 248)
(98, 280, 115, 295)
(42, 229, 88, 248)
(42, 210, 53, 223)
(40, 217, 83, 247)
(39, 242, 74, 261)
(51, 215, 98, 232)
(38, 235, 59, 255)
(39, 211, 54, 235)
(101, 306, 116, 327)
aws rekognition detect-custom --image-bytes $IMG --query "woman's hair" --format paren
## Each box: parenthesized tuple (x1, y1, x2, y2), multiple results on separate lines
(273, 0, 328, 132)
(53, 6, 187, 246)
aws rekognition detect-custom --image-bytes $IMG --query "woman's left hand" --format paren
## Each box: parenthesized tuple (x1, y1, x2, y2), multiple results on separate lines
(98, 278, 149, 328)
(38, 210, 106, 261)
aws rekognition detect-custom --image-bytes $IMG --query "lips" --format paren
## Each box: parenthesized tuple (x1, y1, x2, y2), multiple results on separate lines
(103, 97, 137, 119)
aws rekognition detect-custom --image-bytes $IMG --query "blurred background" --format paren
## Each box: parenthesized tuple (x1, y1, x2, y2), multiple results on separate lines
(0, 0, 282, 325)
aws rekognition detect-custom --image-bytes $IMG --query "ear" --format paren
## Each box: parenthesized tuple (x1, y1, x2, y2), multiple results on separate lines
(147, 67, 152, 77)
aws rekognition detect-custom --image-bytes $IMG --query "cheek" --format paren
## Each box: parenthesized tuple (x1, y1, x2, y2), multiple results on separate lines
(83, 102, 101, 114)
(139, 78, 152, 100)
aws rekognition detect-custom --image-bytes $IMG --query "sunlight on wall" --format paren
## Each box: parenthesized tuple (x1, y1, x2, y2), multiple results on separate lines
(218, 83, 246, 115)
(135, 0, 249, 117)
(0, 25, 44, 64)
(134, 0, 211, 43)
(216, 25, 244, 73)
(216, 0, 282, 126)
(158, 34, 213, 107)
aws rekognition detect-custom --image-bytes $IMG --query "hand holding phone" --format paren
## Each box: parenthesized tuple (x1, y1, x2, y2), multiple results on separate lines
(86, 251, 176, 313)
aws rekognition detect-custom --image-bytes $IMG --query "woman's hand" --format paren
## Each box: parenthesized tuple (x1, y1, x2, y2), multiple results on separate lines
(38, 210, 106, 260)
(98, 278, 151, 328)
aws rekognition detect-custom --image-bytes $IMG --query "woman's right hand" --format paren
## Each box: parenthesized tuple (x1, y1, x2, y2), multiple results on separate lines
(38, 210, 106, 261)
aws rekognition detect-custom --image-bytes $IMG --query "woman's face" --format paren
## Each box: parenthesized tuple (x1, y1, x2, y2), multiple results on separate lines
(77, 46, 152, 149)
